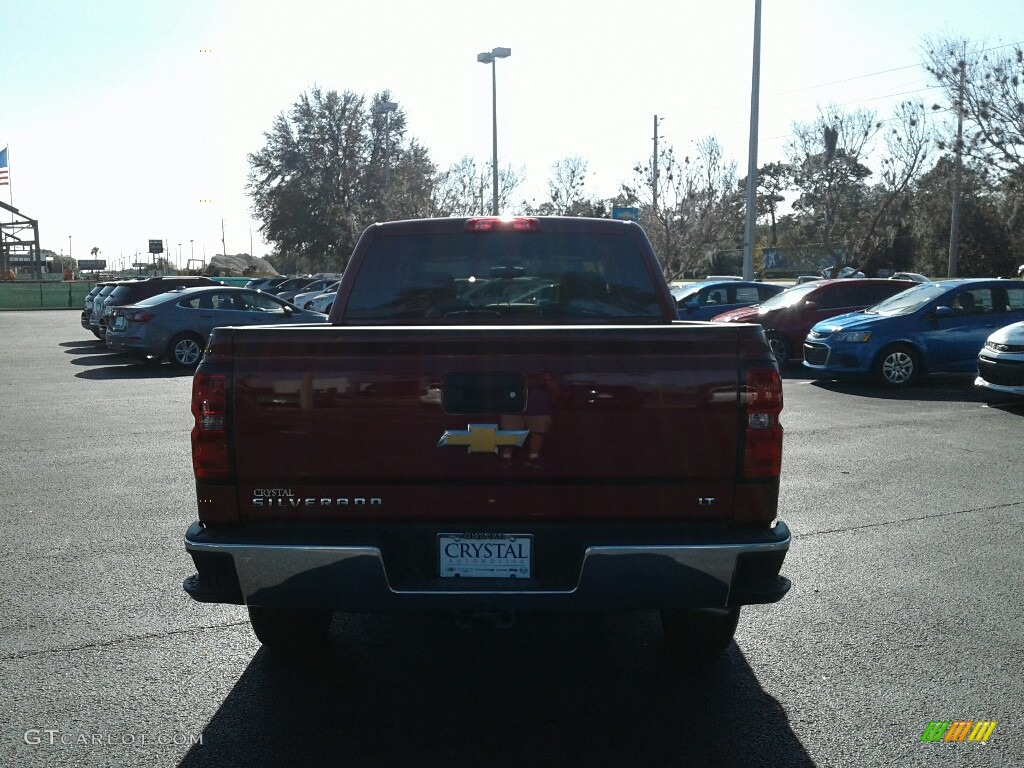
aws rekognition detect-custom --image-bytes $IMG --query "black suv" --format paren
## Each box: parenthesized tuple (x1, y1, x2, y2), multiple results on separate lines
(99, 276, 221, 336)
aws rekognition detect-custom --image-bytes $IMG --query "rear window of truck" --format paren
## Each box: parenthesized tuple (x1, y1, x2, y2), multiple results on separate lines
(342, 231, 661, 322)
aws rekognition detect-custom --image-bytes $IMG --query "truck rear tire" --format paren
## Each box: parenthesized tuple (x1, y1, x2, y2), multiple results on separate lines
(660, 607, 740, 659)
(247, 606, 332, 651)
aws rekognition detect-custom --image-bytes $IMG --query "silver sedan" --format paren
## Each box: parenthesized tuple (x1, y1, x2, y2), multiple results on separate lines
(106, 286, 328, 367)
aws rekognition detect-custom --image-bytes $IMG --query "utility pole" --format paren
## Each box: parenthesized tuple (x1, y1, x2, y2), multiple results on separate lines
(948, 58, 965, 278)
(742, 0, 762, 281)
(652, 115, 660, 214)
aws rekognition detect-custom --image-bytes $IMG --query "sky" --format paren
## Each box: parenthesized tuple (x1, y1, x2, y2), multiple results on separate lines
(3, 0, 1023, 271)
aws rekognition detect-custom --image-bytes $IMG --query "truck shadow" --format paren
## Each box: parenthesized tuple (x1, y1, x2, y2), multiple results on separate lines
(178, 612, 814, 768)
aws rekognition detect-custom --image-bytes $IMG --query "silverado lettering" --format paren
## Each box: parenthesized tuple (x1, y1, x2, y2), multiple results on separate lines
(251, 497, 382, 507)
(183, 216, 791, 659)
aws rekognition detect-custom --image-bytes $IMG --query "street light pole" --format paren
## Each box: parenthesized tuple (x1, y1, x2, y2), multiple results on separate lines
(477, 46, 511, 215)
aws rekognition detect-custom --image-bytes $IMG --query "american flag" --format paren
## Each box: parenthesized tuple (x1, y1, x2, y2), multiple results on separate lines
(0, 147, 8, 185)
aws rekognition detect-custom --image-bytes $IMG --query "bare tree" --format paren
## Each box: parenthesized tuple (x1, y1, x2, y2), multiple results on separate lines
(432, 156, 525, 216)
(431, 155, 483, 216)
(623, 137, 740, 280)
(494, 162, 526, 213)
(855, 101, 933, 266)
(925, 37, 1024, 176)
(546, 156, 588, 214)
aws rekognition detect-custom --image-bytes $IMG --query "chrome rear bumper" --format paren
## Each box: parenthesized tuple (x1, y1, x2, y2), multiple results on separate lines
(184, 520, 791, 612)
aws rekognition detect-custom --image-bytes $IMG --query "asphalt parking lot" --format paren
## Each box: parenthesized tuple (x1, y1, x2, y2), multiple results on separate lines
(2, 311, 1022, 768)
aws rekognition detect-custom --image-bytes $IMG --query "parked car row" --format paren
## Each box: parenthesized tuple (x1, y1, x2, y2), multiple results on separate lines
(81, 276, 220, 339)
(707, 278, 919, 364)
(81, 277, 328, 367)
(802, 279, 1024, 389)
(243, 274, 343, 310)
(79, 272, 1024, 394)
(688, 276, 1024, 396)
(672, 280, 786, 321)
(975, 320, 1024, 398)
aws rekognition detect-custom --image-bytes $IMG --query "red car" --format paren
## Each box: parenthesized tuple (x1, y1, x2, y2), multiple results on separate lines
(711, 278, 917, 364)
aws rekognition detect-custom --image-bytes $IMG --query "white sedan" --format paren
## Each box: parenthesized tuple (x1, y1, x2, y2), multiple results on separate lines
(309, 285, 340, 314)
(291, 280, 341, 310)
(975, 320, 1024, 399)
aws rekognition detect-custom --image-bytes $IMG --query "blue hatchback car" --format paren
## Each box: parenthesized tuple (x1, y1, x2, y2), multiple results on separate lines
(672, 280, 785, 321)
(802, 279, 1024, 387)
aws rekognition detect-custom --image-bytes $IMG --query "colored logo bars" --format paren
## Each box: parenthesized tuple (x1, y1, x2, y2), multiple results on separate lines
(920, 721, 997, 743)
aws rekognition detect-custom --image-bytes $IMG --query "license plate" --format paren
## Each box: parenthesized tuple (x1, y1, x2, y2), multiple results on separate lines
(439, 534, 531, 579)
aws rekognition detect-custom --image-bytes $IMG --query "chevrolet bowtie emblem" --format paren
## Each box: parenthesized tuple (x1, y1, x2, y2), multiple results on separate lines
(437, 424, 529, 454)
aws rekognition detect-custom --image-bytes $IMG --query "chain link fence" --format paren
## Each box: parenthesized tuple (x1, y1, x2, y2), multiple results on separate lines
(0, 280, 97, 310)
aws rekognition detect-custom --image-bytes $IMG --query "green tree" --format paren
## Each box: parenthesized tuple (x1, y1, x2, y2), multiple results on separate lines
(247, 87, 436, 274)
(389, 140, 439, 219)
(738, 161, 790, 247)
(786, 106, 877, 273)
(909, 156, 1014, 276)
(785, 102, 931, 276)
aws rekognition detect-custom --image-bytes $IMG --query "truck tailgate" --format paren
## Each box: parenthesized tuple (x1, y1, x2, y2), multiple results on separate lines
(227, 324, 759, 523)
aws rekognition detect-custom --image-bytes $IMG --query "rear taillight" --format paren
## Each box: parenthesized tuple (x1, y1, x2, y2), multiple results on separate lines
(741, 368, 783, 479)
(191, 373, 230, 480)
(123, 310, 154, 322)
(466, 216, 539, 231)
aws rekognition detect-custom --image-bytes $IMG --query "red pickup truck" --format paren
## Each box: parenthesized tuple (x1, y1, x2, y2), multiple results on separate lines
(183, 216, 790, 658)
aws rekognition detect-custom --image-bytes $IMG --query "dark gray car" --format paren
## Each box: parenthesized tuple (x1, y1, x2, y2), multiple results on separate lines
(105, 286, 328, 367)
(99, 275, 222, 337)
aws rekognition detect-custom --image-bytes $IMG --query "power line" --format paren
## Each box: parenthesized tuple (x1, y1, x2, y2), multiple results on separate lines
(771, 63, 923, 97)
(769, 39, 1024, 99)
